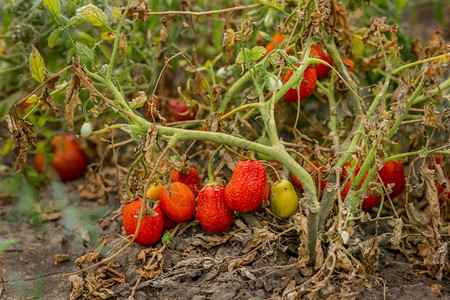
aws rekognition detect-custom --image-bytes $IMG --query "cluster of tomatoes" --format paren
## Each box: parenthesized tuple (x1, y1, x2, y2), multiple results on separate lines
(265, 34, 354, 102)
(32, 135, 447, 246)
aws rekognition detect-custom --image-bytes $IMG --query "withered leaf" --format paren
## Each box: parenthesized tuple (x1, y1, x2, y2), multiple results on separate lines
(359, 237, 379, 274)
(6, 115, 37, 171)
(65, 74, 82, 129)
(39, 87, 60, 116)
(69, 275, 84, 300)
(423, 102, 437, 127)
(243, 226, 275, 253)
(142, 124, 158, 164)
(335, 2, 353, 41)
(119, 35, 127, 59)
(160, 15, 174, 43)
(184, 232, 234, 250)
(53, 253, 70, 265)
(74, 251, 101, 266)
(227, 251, 257, 272)
(422, 167, 442, 241)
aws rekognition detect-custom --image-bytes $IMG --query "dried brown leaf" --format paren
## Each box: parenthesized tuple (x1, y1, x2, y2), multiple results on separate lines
(77, 167, 115, 204)
(243, 226, 275, 253)
(360, 237, 379, 274)
(119, 35, 127, 59)
(5, 115, 37, 171)
(75, 251, 101, 266)
(335, 2, 353, 41)
(69, 275, 84, 300)
(160, 15, 174, 43)
(427, 283, 442, 297)
(422, 167, 442, 241)
(64, 74, 82, 129)
(227, 252, 257, 272)
(411, 38, 426, 60)
(184, 232, 234, 250)
(39, 86, 60, 116)
(42, 211, 62, 221)
(53, 253, 70, 265)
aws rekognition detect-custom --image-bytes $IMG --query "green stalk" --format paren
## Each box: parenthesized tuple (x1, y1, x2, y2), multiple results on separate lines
(106, 0, 133, 81)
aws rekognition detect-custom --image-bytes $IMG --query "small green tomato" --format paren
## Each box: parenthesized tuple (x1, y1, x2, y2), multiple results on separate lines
(80, 122, 93, 137)
(270, 179, 298, 218)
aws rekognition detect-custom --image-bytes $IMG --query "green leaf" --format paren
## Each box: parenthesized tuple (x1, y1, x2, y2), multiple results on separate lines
(0, 238, 19, 254)
(42, 0, 61, 18)
(48, 27, 63, 48)
(76, 42, 94, 63)
(29, 0, 43, 11)
(75, 4, 109, 27)
(29, 45, 45, 83)
(397, 0, 408, 10)
(236, 46, 266, 64)
(111, 7, 122, 21)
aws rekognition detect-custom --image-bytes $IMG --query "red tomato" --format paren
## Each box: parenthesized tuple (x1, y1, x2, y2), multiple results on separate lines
(377, 161, 406, 199)
(310, 44, 333, 79)
(168, 100, 197, 121)
(35, 134, 87, 181)
(122, 199, 164, 246)
(160, 182, 196, 223)
(342, 57, 355, 73)
(282, 67, 317, 102)
(170, 167, 202, 197)
(265, 34, 285, 55)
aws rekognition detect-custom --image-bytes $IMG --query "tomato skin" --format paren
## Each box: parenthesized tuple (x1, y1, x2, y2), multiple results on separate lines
(170, 167, 202, 197)
(342, 57, 355, 73)
(282, 67, 317, 102)
(160, 182, 196, 223)
(197, 184, 234, 233)
(122, 198, 164, 246)
(265, 34, 285, 55)
(291, 163, 327, 191)
(310, 44, 332, 79)
(225, 160, 267, 213)
(35, 134, 87, 181)
(270, 180, 298, 218)
(377, 161, 406, 199)
(168, 100, 197, 121)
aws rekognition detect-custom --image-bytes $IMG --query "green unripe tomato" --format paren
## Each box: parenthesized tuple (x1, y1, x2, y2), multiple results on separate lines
(270, 179, 298, 218)
(80, 122, 93, 137)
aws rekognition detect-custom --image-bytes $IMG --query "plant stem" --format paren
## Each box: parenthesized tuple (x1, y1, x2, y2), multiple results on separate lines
(106, 0, 133, 81)
(391, 53, 450, 75)
(207, 145, 223, 183)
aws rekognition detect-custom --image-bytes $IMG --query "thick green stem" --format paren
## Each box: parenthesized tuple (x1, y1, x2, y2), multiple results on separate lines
(412, 77, 450, 105)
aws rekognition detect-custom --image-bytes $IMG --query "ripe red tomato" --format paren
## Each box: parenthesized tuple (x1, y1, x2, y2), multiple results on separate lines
(160, 182, 196, 223)
(197, 184, 234, 233)
(291, 163, 327, 192)
(225, 160, 267, 212)
(282, 67, 317, 102)
(35, 134, 87, 181)
(168, 100, 197, 121)
(377, 161, 406, 199)
(265, 34, 285, 55)
(310, 44, 333, 79)
(122, 198, 164, 246)
(170, 167, 202, 197)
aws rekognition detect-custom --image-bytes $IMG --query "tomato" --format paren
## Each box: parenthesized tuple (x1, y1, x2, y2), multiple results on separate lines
(291, 163, 327, 192)
(122, 198, 164, 246)
(170, 167, 202, 197)
(197, 184, 234, 233)
(282, 67, 317, 102)
(160, 182, 196, 223)
(35, 134, 87, 181)
(270, 179, 299, 218)
(310, 44, 333, 79)
(265, 34, 285, 55)
(146, 182, 164, 200)
(168, 100, 197, 121)
(342, 57, 355, 73)
(377, 161, 406, 199)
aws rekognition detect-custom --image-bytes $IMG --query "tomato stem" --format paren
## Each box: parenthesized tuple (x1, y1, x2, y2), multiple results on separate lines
(207, 145, 223, 183)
